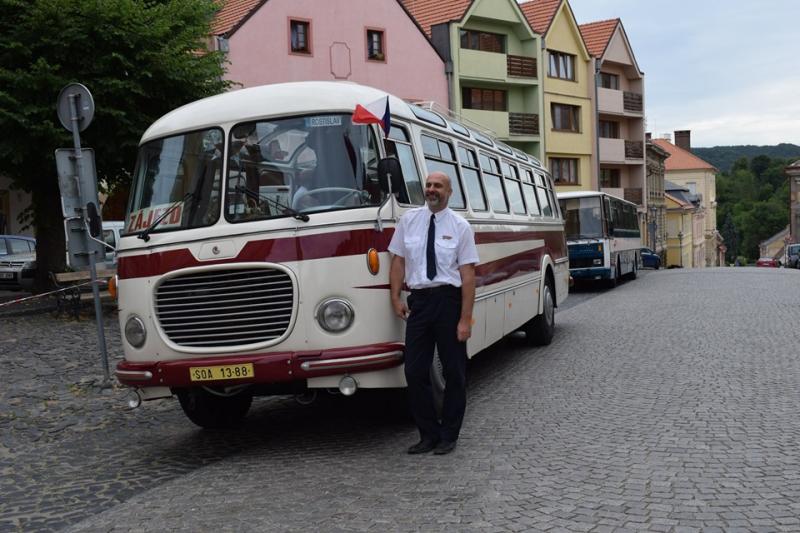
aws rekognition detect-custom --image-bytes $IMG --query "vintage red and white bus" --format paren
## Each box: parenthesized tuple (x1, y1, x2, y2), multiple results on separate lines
(114, 82, 569, 428)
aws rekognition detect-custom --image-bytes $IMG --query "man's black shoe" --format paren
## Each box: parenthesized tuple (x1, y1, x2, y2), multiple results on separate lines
(407, 439, 438, 454)
(433, 440, 457, 455)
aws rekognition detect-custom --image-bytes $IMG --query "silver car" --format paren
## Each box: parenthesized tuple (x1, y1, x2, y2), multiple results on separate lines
(0, 235, 36, 290)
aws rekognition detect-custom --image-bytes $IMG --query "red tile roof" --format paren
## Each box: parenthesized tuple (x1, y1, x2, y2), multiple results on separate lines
(211, 0, 265, 36)
(652, 138, 718, 172)
(400, 0, 473, 37)
(579, 19, 618, 58)
(518, 0, 561, 35)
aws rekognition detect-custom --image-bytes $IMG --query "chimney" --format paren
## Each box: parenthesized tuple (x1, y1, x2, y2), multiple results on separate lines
(674, 130, 691, 151)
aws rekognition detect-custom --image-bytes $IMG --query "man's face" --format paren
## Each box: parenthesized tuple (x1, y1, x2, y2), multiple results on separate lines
(425, 172, 452, 211)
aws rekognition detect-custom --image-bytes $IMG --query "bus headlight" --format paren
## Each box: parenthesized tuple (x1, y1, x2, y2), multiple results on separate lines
(593, 258, 602, 265)
(316, 298, 354, 332)
(125, 316, 147, 348)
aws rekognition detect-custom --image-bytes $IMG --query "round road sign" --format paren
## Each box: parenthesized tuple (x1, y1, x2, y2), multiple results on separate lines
(57, 83, 95, 133)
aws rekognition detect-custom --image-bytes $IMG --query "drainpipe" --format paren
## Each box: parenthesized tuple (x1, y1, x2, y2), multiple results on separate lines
(594, 60, 601, 191)
(445, 60, 455, 112)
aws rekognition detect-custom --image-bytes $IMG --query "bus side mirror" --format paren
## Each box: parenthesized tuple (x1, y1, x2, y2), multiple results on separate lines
(378, 157, 404, 194)
(86, 202, 102, 238)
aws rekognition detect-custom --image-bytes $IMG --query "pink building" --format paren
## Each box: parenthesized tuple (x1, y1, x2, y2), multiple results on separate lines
(211, 0, 449, 105)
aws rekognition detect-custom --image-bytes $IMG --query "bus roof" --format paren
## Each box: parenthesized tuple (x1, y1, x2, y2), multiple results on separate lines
(139, 82, 544, 168)
(140, 81, 416, 144)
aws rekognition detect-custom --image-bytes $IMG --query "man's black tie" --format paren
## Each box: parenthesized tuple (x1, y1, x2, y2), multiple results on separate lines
(426, 214, 437, 280)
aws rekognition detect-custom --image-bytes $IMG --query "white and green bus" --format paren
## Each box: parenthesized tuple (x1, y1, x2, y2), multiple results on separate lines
(557, 191, 641, 287)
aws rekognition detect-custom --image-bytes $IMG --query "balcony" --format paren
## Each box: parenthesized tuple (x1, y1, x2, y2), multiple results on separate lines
(623, 91, 643, 112)
(624, 187, 643, 205)
(507, 55, 536, 78)
(459, 49, 507, 80)
(625, 140, 643, 159)
(598, 87, 644, 116)
(599, 138, 625, 163)
(509, 112, 539, 135)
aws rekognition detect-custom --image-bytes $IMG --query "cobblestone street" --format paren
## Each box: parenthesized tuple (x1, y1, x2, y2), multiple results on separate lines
(3, 268, 800, 532)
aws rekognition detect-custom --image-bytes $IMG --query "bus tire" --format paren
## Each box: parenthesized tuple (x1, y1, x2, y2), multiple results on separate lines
(430, 349, 445, 419)
(524, 278, 555, 346)
(629, 258, 638, 280)
(177, 387, 253, 429)
(607, 260, 620, 288)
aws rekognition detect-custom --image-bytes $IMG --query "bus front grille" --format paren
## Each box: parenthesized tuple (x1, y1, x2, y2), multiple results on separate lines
(155, 267, 294, 348)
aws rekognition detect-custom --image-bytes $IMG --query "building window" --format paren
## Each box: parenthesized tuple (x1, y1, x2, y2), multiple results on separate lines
(600, 168, 621, 188)
(599, 72, 619, 89)
(551, 103, 580, 132)
(462, 87, 507, 111)
(290, 19, 310, 54)
(459, 30, 505, 54)
(550, 157, 579, 184)
(548, 51, 575, 80)
(599, 120, 619, 138)
(366, 29, 385, 61)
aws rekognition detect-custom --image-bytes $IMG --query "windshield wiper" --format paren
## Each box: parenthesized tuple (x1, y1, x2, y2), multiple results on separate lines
(138, 192, 195, 242)
(234, 185, 309, 222)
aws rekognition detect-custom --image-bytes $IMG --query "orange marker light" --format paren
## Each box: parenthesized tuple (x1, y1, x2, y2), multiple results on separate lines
(108, 275, 118, 300)
(366, 248, 380, 275)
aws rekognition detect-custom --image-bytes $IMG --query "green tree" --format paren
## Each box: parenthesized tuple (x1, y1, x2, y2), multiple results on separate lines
(0, 0, 231, 288)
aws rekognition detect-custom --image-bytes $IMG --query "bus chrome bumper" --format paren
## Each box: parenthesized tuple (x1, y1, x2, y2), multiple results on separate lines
(115, 343, 405, 388)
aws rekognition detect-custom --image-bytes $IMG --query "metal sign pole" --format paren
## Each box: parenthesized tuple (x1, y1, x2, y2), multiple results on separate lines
(67, 90, 109, 383)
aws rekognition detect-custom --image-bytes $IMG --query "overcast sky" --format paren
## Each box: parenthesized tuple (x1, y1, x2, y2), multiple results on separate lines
(564, 0, 800, 147)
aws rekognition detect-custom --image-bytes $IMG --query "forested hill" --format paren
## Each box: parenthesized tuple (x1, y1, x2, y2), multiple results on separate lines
(692, 143, 800, 172)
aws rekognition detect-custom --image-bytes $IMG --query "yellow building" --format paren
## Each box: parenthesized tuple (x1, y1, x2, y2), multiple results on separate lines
(665, 192, 693, 268)
(653, 133, 722, 266)
(520, 0, 594, 191)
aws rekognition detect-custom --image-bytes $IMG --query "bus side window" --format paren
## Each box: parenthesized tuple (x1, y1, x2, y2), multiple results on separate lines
(458, 146, 487, 211)
(421, 134, 466, 209)
(534, 172, 552, 217)
(480, 153, 508, 213)
(385, 125, 423, 205)
(501, 161, 526, 215)
(523, 169, 540, 216)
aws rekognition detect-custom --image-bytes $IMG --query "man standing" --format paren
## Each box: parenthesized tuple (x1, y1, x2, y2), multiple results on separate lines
(389, 171, 479, 455)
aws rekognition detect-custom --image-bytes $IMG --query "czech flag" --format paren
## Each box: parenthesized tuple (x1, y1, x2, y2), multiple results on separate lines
(352, 96, 391, 136)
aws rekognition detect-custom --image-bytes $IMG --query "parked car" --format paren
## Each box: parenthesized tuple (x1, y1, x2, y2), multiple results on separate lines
(787, 243, 800, 269)
(640, 247, 661, 269)
(101, 220, 125, 268)
(756, 257, 780, 268)
(0, 235, 36, 290)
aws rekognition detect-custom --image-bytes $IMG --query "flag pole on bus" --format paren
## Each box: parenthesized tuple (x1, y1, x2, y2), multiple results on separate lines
(351, 95, 391, 137)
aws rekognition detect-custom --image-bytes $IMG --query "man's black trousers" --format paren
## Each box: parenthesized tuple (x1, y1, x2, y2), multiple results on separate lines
(404, 285, 467, 443)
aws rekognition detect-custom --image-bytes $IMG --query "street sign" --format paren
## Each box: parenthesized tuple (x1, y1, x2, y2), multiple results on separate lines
(55, 148, 105, 269)
(57, 83, 95, 133)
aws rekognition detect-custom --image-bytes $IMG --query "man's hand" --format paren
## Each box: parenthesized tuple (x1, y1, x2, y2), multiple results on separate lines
(457, 317, 472, 342)
(392, 298, 409, 320)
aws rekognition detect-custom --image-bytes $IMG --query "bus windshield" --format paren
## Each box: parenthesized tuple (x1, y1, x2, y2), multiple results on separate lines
(560, 196, 604, 240)
(126, 128, 224, 235)
(226, 113, 383, 222)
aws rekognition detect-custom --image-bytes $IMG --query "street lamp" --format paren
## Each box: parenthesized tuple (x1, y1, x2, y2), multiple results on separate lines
(678, 231, 684, 267)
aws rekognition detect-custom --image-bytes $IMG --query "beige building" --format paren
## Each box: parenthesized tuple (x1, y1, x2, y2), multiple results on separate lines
(759, 226, 789, 263)
(653, 133, 722, 266)
(579, 19, 645, 208)
(788, 159, 800, 243)
(646, 140, 669, 257)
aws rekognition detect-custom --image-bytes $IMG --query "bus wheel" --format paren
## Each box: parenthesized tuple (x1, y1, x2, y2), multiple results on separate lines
(430, 349, 445, 419)
(629, 259, 638, 280)
(177, 387, 253, 429)
(524, 278, 555, 346)
(607, 260, 620, 288)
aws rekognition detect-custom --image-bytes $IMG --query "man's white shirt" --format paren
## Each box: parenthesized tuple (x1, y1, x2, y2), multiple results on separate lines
(388, 206, 479, 289)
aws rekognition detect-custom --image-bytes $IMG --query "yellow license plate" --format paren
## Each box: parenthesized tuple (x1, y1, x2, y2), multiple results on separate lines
(189, 363, 254, 382)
